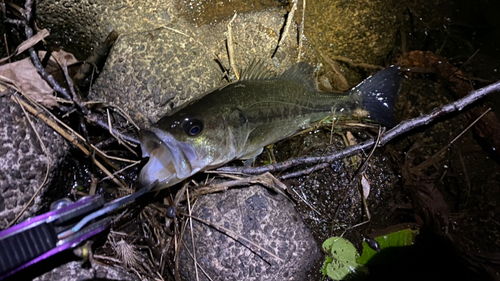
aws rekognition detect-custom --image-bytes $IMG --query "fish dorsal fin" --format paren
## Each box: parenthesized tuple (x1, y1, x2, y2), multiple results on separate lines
(239, 59, 276, 81)
(277, 62, 318, 91)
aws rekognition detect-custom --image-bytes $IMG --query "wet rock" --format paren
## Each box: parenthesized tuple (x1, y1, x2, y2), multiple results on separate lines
(37, 0, 179, 59)
(305, 0, 403, 65)
(32, 261, 139, 281)
(0, 95, 68, 229)
(179, 185, 320, 281)
(89, 8, 303, 127)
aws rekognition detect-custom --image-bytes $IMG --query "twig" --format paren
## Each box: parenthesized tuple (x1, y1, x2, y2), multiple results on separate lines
(226, 13, 239, 80)
(91, 146, 138, 163)
(410, 108, 492, 173)
(100, 160, 141, 182)
(319, 51, 349, 90)
(180, 173, 289, 203)
(3, 33, 10, 63)
(106, 108, 137, 154)
(460, 49, 480, 70)
(181, 240, 214, 281)
(289, 185, 324, 219)
(328, 55, 383, 70)
(92, 117, 140, 145)
(109, 104, 141, 131)
(352, 125, 383, 179)
(186, 188, 200, 281)
(330, 109, 336, 144)
(7, 95, 50, 227)
(10, 95, 126, 188)
(279, 162, 330, 179)
(0, 28, 49, 64)
(93, 254, 122, 264)
(61, 61, 89, 114)
(273, 0, 297, 58)
(187, 215, 283, 263)
(218, 80, 500, 174)
(331, 181, 357, 235)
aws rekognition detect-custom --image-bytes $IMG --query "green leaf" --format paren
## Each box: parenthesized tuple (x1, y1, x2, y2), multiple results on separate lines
(322, 237, 369, 280)
(321, 256, 333, 276)
(357, 228, 420, 265)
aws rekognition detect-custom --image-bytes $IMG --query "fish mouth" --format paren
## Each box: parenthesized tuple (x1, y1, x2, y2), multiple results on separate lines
(138, 128, 203, 189)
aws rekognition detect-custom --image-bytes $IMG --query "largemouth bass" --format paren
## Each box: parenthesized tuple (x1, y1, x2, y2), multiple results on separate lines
(139, 62, 401, 190)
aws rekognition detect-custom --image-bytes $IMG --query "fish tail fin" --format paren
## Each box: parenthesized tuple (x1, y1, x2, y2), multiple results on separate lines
(348, 67, 401, 128)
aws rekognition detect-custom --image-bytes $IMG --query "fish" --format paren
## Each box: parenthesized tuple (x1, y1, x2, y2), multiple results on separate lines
(139, 62, 401, 190)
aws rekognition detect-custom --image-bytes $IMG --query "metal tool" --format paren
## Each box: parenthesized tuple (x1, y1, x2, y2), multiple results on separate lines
(0, 181, 157, 280)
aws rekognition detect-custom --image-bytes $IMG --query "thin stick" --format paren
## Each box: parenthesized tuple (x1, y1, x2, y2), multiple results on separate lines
(7, 95, 50, 227)
(186, 188, 200, 281)
(91, 146, 138, 163)
(180, 173, 289, 203)
(3, 33, 10, 63)
(280, 162, 330, 179)
(330, 109, 336, 144)
(187, 215, 283, 263)
(92, 117, 140, 145)
(353, 126, 383, 179)
(181, 240, 214, 281)
(289, 185, 324, 218)
(217, 80, 500, 175)
(10, 95, 125, 188)
(329, 55, 383, 70)
(226, 13, 239, 80)
(100, 160, 141, 181)
(110, 104, 140, 131)
(411, 108, 492, 172)
(107, 108, 136, 154)
(461, 49, 480, 69)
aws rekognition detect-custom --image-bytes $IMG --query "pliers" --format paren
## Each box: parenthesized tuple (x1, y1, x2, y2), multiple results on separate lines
(0, 180, 157, 280)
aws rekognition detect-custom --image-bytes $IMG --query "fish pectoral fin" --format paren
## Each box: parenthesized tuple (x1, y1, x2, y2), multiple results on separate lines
(239, 147, 264, 160)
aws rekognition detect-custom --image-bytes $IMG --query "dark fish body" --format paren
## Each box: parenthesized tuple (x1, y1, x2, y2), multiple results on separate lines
(139, 62, 401, 190)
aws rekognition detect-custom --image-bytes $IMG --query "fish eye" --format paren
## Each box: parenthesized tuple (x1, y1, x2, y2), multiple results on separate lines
(182, 118, 204, 137)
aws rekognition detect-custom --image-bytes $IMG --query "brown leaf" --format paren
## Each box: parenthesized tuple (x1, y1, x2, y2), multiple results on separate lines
(38, 50, 80, 76)
(0, 58, 57, 107)
(0, 29, 50, 64)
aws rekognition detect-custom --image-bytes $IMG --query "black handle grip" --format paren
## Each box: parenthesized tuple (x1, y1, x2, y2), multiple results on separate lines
(0, 222, 57, 278)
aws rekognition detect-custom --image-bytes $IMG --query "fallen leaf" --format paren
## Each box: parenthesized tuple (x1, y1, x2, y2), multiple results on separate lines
(361, 173, 371, 199)
(346, 131, 357, 146)
(0, 57, 57, 107)
(38, 50, 79, 76)
(0, 29, 50, 64)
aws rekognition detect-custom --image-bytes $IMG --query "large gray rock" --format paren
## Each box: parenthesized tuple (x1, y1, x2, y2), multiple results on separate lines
(37, 0, 178, 59)
(305, 0, 402, 65)
(33, 261, 140, 281)
(0, 94, 68, 229)
(89, 8, 302, 127)
(179, 185, 320, 281)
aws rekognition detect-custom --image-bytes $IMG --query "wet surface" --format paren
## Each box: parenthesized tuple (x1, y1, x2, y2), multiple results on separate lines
(177, 0, 287, 26)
